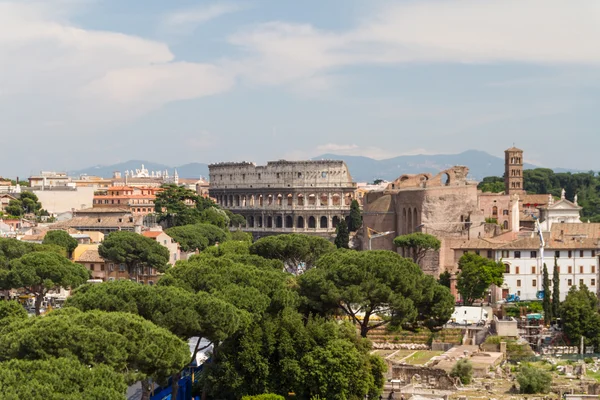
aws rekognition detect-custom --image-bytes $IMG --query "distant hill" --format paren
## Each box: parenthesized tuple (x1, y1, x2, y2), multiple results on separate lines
(312, 150, 547, 182)
(69, 151, 583, 182)
(69, 160, 209, 179)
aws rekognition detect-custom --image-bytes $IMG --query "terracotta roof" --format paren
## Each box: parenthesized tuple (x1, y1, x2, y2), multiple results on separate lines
(505, 147, 523, 152)
(77, 207, 131, 214)
(142, 231, 162, 238)
(550, 223, 600, 240)
(76, 249, 105, 263)
(451, 238, 505, 250)
(520, 194, 550, 206)
(21, 233, 46, 242)
(498, 233, 550, 250)
(51, 216, 141, 229)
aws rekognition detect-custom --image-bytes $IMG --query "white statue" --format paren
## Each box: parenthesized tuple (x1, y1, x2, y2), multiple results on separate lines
(561, 188, 566, 200)
(574, 194, 578, 205)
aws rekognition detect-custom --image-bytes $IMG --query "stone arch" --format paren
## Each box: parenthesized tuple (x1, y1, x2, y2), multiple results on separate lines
(402, 208, 407, 235)
(277, 194, 283, 206)
(442, 173, 450, 186)
(332, 193, 341, 206)
(285, 215, 293, 228)
(241, 195, 247, 207)
(248, 215, 254, 228)
(250, 195, 255, 207)
(320, 216, 328, 228)
(332, 215, 340, 228)
(267, 216, 273, 228)
(229, 195, 233, 206)
(287, 194, 293, 206)
(407, 208, 413, 233)
(308, 194, 317, 206)
(267, 194, 273, 206)
(413, 207, 418, 231)
(344, 193, 352, 206)
(503, 220, 509, 229)
(258, 216, 263, 227)
(235, 195, 240, 207)
(308, 216, 316, 229)
(297, 216, 305, 228)
(276, 215, 283, 228)
(258, 195, 263, 207)
(297, 194, 304, 206)
(320, 194, 328, 206)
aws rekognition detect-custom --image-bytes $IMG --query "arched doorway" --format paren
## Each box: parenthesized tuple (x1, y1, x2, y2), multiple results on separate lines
(276, 216, 283, 228)
(285, 215, 293, 228)
(267, 216, 273, 228)
(297, 216, 305, 228)
(320, 216, 328, 229)
(308, 216, 316, 228)
(332, 216, 340, 228)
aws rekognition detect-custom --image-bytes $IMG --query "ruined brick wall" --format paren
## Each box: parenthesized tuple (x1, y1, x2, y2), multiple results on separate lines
(391, 365, 457, 390)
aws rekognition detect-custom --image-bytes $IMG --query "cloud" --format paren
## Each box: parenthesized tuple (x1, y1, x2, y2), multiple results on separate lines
(0, 1, 234, 128)
(230, 0, 600, 86)
(310, 144, 423, 160)
(161, 3, 244, 34)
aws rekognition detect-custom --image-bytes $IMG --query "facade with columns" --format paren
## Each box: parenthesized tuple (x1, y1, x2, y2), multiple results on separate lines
(208, 160, 357, 237)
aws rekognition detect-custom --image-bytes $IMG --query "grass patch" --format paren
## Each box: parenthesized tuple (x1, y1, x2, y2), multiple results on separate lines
(402, 350, 443, 365)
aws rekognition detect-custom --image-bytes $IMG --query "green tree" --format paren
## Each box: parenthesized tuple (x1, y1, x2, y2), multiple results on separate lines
(552, 258, 560, 317)
(43, 230, 78, 257)
(334, 219, 350, 249)
(393, 232, 441, 264)
(6, 192, 43, 216)
(0, 357, 127, 400)
(226, 210, 246, 228)
(348, 200, 362, 232)
(204, 240, 251, 257)
(517, 365, 552, 394)
(0, 309, 189, 400)
(0, 300, 27, 322)
(250, 234, 335, 274)
(154, 184, 216, 227)
(5, 199, 24, 216)
(450, 358, 473, 384)
(298, 250, 453, 337)
(231, 229, 253, 243)
(166, 223, 229, 252)
(66, 280, 247, 399)
(438, 270, 451, 288)
(242, 395, 286, 400)
(456, 252, 504, 305)
(542, 263, 552, 323)
(199, 207, 229, 229)
(477, 176, 505, 193)
(3, 251, 89, 315)
(99, 231, 170, 280)
(560, 284, 600, 349)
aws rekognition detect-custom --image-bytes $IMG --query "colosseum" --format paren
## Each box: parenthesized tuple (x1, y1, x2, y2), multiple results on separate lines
(208, 160, 357, 237)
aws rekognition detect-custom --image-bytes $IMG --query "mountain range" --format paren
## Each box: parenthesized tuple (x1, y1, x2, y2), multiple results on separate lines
(69, 150, 581, 183)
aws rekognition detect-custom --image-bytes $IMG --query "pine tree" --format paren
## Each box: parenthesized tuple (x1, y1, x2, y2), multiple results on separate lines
(334, 220, 350, 249)
(552, 258, 560, 318)
(542, 263, 552, 324)
(348, 200, 362, 232)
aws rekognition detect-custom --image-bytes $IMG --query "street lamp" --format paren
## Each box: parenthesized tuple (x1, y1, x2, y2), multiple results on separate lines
(367, 227, 395, 250)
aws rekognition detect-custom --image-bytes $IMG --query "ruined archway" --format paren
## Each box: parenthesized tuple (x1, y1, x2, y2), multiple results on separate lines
(285, 215, 293, 228)
(308, 216, 316, 228)
(320, 216, 328, 229)
(297, 216, 305, 228)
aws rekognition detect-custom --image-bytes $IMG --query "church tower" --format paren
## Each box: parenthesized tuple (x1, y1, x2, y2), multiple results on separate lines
(505, 147, 524, 194)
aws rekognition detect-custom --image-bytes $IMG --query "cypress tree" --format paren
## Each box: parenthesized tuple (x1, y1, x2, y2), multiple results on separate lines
(348, 200, 362, 232)
(542, 263, 552, 324)
(552, 258, 560, 318)
(334, 220, 350, 249)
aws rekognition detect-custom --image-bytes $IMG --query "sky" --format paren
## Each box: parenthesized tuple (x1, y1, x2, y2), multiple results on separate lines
(1, 0, 600, 177)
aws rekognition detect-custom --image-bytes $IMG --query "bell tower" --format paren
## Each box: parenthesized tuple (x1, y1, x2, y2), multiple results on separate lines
(505, 147, 524, 195)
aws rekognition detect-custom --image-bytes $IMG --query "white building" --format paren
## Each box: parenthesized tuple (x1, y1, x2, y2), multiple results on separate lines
(538, 190, 582, 231)
(498, 223, 600, 301)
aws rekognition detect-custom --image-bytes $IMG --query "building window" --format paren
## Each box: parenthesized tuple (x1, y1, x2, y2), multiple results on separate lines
(504, 264, 510, 274)
(475, 250, 480, 256)
(580, 279, 584, 286)
(502, 250, 509, 258)
(568, 279, 572, 286)
(119, 264, 126, 272)
(557, 266, 560, 273)
(514, 251, 521, 259)
(530, 251, 537, 258)
(568, 266, 572, 274)
(532, 279, 537, 287)
(532, 266, 536, 274)
(487, 250, 493, 259)
(593, 251, 596, 257)
(492, 206, 498, 216)
(109, 263, 114, 272)
(517, 280, 521, 287)
(503, 210, 509, 216)
(555, 251, 561, 258)
(580, 266, 584, 274)
(592, 279, 596, 286)
(592, 265, 596, 274)
(580, 250, 585, 258)
(100, 264, 105, 271)
(568, 250, 573, 258)
(516, 266, 520, 274)
(90, 264, 94, 271)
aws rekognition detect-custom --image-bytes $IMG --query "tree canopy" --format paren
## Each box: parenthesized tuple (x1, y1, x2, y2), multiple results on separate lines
(153, 184, 216, 227)
(0, 357, 127, 400)
(2, 251, 89, 315)
(4, 191, 43, 217)
(456, 252, 504, 305)
(348, 200, 362, 232)
(560, 284, 600, 349)
(43, 230, 78, 256)
(0, 300, 27, 322)
(249, 233, 335, 274)
(165, 223, 230, 252)
(393, 232, 441, 264)
(334, 219, 350, 249)
(99, 231, 170, 276)
(298, 249, 453, 337)
(542, 263, 552, 323)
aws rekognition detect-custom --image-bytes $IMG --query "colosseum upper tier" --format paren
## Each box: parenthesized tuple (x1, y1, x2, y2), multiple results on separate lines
(208, 160, 357, 237)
